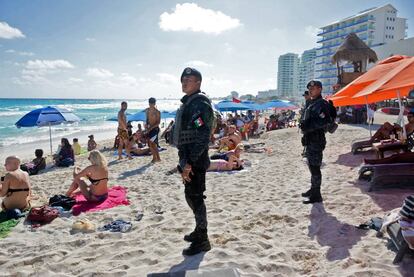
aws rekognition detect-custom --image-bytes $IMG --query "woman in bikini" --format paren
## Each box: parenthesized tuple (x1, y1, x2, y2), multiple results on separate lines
(0, 156, 31, 211)
(207, 155, 244, 172)
(65, 150, 109, 202)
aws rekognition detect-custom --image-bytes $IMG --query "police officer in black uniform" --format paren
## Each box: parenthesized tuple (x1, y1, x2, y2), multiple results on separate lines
(176, 67, 213, 255)
(300, 80, 332, 204)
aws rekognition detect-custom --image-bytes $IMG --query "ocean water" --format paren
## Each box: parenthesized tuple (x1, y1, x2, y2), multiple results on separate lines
(0, 98, 181, 148)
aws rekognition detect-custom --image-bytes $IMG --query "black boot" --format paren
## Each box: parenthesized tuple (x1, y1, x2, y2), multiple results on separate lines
(183, 230, 197, 242)
(182, 229, 211, 256)
(302, 188, 323, 204)
(301, 188, 311, 197)
(182, 239, 211, 256)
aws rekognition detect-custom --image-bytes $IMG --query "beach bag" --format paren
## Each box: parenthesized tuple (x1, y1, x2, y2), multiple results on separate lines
(27, 205, 59, 223)
(49, 194, 76, 211)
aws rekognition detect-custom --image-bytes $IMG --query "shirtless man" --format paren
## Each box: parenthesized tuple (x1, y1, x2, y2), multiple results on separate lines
(117, 101, 132, 160)
(145, 97, 161, 162)
(0, 156, 31, 211)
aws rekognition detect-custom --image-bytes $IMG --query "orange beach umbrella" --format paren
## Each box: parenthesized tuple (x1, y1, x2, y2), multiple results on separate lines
(331, 55, 414, 107)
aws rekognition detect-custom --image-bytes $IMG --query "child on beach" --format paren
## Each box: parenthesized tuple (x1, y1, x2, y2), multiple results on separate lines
(0, 156, 31, 211)
(72, 138, 81, 155)
(87, 135, 97, 151)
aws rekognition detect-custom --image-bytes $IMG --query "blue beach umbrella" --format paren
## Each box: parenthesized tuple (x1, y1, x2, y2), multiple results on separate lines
(15, 106, 81, 155)
(260, 100, 297, 110)
(215, 101, 251, 112)
(241, 101, 263, 111)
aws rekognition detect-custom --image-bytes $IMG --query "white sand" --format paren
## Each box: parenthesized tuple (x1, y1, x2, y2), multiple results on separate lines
(1, 118, 414, 276)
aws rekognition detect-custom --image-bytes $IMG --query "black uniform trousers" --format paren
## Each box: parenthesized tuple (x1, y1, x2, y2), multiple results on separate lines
(304, 132, 325, 189)
(184, 166, 207, 232)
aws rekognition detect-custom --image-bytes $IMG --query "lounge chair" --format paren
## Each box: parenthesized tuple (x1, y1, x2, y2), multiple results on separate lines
(351, 139, 373, 154)
(387, 221, 414, 264)
(358, 163, 414, 191)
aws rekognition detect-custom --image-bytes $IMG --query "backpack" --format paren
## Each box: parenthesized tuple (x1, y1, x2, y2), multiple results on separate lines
(27, 205, 59, 224)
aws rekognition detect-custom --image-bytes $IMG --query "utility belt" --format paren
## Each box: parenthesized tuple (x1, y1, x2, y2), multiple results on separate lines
(301, 130, 325, 146)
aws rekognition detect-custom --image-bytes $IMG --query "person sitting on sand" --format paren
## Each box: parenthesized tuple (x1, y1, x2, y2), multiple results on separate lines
(217, 125, 242, 151)
(207, 155, 243, 172)
(20, 149, 46, 176)
(88, 135, 97, 151)
(0, 156, 31, 211)
(211, 143, 244, 161)
(72, 138, 81, 155)
(65, 150, 108, 202)
(130, 142, 151, 156)
(54, 138, 75, 167)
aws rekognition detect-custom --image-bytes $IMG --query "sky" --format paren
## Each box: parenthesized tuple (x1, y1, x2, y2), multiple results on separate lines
(0, 0, 413, 99)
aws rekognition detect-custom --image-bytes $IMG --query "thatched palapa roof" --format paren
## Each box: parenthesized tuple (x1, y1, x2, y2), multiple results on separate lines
(332, 33, 378, 64)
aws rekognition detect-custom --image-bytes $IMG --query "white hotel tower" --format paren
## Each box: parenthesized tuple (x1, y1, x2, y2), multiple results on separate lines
(315, 4, 407, 94)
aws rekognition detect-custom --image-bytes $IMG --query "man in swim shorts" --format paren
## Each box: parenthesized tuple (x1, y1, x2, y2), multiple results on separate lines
(145, 97, 161, 163)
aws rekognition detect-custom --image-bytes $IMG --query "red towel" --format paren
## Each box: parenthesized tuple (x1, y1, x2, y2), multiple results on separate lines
(72, 186, 130, 216)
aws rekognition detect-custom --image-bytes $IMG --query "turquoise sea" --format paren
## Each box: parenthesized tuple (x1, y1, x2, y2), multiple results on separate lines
(0, 98, 180, 148)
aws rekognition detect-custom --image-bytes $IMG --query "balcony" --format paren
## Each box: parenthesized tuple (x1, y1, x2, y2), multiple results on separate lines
(317, 15, 373, 36)
(315, 65, 353, 72)
(317, 26, 368, 43)
(316, 42, 341, 51)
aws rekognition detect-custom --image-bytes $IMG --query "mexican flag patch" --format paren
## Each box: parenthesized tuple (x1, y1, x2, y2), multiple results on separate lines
(194, 117, 204, 128)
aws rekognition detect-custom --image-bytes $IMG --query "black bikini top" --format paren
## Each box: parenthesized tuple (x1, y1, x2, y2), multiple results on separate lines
(88, 176, 108, 185)
(7, 188, 30, 196)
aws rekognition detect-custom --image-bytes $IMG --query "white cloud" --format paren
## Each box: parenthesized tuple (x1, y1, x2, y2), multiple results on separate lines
(305, 25, 320, 38)
(85, 37, 96, 42)
(5, 49, 34, 56)
(68, 77, 84, 83)
(156, 73, 178, 84)
(86, 67, 114, 78)
(26, 59, 74, 70)
(159, 3, 241, 34)
(19, 51, 34, 56)
(186, 60, 213, 67)
(224, 42, 233, 53)
(0, 22, 25, 39)
(118, 73, 138, 86)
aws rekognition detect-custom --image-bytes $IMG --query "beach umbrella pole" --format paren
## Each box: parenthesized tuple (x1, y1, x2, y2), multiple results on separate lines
(365, 96, 372, 138)
(49, 123, 53, 156)
(397, 90, 407, 140)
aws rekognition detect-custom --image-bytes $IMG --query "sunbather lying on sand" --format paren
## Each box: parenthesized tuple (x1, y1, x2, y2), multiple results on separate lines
(207, 155, 243, 172)
(66, 150, 109, 202)
(130, 143, 151, 156)
(0, 156, 31, 211)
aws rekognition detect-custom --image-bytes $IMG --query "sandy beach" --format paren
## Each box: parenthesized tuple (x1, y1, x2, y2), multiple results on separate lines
(0, 114, 413, 277)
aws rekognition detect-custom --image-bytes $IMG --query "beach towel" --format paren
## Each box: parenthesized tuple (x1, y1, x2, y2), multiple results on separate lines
(113, 148, 167, 157)
(0, 211, 21, 238)
(72, 186, 130, 216)
(0, 219, 19, 239)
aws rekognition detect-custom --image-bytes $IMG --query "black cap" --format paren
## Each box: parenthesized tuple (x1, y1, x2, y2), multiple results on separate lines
(181, 67, 202, 82)
(302, 91, 309, 96)
(149, 97, 156, 104)
(307, 80, 322, 89)
(88, 135, 94, 138)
